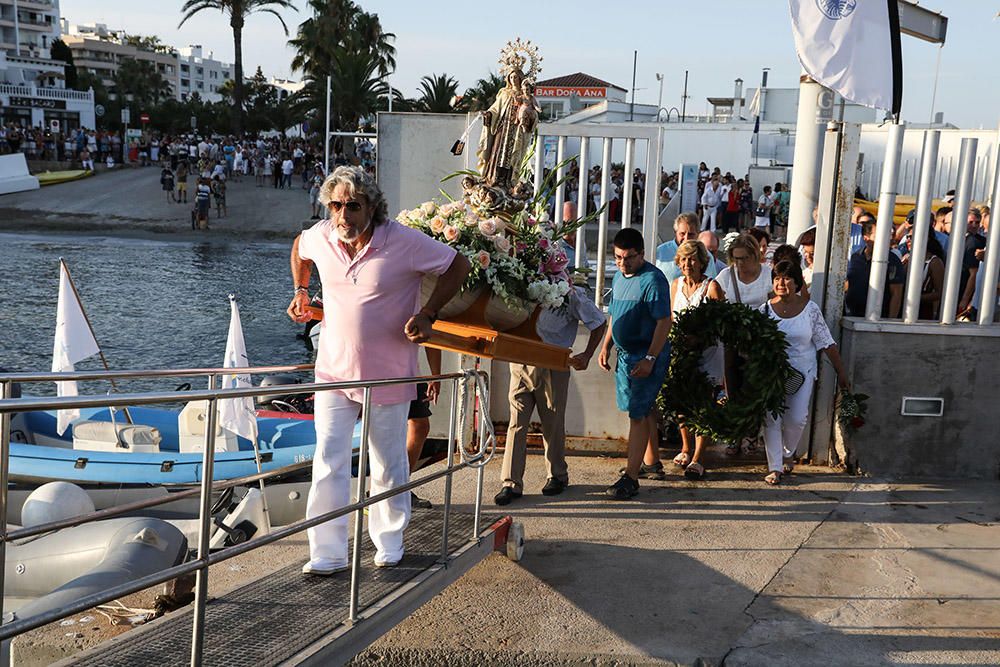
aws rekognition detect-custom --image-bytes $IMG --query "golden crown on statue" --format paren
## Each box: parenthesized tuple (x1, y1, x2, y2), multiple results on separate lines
(498, 38, 542, 87)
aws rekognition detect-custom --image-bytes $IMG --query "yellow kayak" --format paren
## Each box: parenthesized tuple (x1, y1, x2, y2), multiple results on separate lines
(36, 170, 94, 186)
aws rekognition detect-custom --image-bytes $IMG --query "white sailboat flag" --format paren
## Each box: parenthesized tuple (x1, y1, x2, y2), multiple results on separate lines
(219, 294, 258, 445)
(52, 261, 100, 435)
(788, 0, 903, 116)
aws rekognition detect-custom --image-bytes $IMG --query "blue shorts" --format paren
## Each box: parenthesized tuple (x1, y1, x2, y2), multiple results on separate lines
(615, 348, 670, 419)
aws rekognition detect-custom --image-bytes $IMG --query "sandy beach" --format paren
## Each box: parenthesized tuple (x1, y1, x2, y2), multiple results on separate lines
(0, 167, 314, 241)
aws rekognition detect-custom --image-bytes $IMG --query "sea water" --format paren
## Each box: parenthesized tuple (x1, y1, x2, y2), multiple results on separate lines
(0, 233, 315, 396)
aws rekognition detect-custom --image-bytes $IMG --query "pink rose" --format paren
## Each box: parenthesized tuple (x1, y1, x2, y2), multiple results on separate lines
(493, 235, 511, 253)
(539, 238, 550, 250)
(429, 216, 446, 234)
(477, 250, 491, 269)
(444, 225, 460, 242)
(478, 218, 498, 236)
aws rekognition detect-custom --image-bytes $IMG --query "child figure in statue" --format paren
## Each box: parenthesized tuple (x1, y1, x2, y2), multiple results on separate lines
(478, 68, 539, 190)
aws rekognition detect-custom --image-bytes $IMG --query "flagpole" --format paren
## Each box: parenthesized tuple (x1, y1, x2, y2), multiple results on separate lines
(60, 259, 134, 425)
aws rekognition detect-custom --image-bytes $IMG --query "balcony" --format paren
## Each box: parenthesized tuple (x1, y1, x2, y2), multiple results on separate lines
(0, 83, 94, 102)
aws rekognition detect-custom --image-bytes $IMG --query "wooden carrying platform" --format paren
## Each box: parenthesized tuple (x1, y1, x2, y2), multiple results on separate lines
(422, 291, 570, 371)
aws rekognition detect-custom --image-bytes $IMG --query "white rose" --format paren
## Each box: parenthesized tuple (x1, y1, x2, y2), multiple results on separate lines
(493, 235, 511, 253)
(421, 201, 437, 216)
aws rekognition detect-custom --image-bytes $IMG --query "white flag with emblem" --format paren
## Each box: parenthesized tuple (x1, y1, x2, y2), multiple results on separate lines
(788, 0, 902, 115)
(218, 295, 258, 445)
(52, 262, 100, 435)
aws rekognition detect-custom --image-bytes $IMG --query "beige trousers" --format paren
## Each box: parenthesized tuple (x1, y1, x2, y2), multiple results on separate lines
(501, 364, 570, 492)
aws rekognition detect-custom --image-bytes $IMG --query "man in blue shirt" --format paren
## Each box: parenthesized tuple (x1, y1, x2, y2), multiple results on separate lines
(655, 212, 699, 283)
(599, 228, 671, 499)
(845, 218, 904, 318)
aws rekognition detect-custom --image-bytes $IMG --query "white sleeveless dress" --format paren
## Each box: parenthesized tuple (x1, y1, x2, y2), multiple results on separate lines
(672, 278, 724, 385)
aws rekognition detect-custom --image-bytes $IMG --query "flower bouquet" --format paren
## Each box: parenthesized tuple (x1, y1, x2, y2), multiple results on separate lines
(399, 162, 598, 331)
(836, 389, 870, 434)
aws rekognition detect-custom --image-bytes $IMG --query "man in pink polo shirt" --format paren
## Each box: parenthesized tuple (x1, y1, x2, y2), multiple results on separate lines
(287, 166, 470, 574)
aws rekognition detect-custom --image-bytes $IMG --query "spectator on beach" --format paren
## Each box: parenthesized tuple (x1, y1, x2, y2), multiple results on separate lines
(655, 212, 701, 283)
(669, 240, 725, 480)
(309, 165, 325, 219)
(176, 160, 189, 204)
(761, 260, 849, 484)
(698, 230, 722, 277)
(287, 166, 471, 574)
(211, 174, 227, 218)
(845, 217, 904, 318)
(599, 228, 671, 500)
(160, 165, 175, 202)
(723, 179, 742, 233)
(957, 208, 987, 315)
(747, 227, 772, 263)
(195, 178, 212, 230)
(406, 347, 442, 510)
(496, 283, 608, 506)
(79, 148, 94, 172)
(281, 155, 295, 189)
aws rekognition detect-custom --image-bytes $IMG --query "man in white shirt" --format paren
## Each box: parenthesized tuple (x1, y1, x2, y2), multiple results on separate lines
(700, 174, 723, 232)
(281, 156, 294, 189)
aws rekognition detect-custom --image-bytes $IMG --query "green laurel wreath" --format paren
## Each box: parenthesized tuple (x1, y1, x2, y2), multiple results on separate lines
(658, 300, 795, 442)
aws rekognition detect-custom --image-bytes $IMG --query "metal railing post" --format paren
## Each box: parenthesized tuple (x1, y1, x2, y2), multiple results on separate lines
(866, 122, 905, 321)
(622, 137, 636, 229)
(553, 136, 566, 225)
(348, 387, 372, 623)
(978, 149, 1000, 325)
(941, 138, 979, 324)
(472, 380, 486, 540)
(439, 377, 459, 561)
(594, 137, 613, 306)
(575, 136, 590, 275)
(190, 375, 218, 667)
(903, 130, 941, 323)
(0, 380, 11, 628)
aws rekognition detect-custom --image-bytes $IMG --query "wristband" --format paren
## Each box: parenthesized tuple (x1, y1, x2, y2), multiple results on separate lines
(294, 286, 308, 294)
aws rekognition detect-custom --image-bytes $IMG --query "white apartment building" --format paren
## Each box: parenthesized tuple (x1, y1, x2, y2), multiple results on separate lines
(62, 22, 179, 100)
(177, 44, 231, 103)
(0, 0, 95, 130)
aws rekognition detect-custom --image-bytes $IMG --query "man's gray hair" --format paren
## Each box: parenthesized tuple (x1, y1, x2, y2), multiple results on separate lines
(319, 166, 388, 226)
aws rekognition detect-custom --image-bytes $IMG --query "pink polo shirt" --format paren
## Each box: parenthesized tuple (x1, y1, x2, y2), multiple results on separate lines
(299, 219, 457, 405)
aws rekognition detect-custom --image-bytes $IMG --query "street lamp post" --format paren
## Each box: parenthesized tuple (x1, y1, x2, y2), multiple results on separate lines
(655, 73, 664, 115)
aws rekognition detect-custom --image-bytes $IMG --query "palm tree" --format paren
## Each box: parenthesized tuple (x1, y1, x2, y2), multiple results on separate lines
(288, 0, 396, 132)
(416, 74, 460, 113)
(178, 0, 296, 135)
(461, 72, 504, 112)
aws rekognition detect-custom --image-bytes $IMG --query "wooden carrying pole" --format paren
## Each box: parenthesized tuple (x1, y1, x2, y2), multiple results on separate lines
(60, 259, 133, 425)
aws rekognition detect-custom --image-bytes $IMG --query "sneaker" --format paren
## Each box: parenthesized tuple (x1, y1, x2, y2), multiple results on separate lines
(605, 474, 639, 500)
(617, 462, 666, 480)
(302, 559, 349, 576)
(374, 558, 400, 569)
(411, 492, 432, 509)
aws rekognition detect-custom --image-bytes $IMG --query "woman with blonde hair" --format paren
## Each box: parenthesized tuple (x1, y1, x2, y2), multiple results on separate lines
(717, 233, 772, 308)
(670, 240, 725, 479)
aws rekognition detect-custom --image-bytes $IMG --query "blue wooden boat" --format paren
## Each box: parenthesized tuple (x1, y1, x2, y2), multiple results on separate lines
(7, 406, 359, 486)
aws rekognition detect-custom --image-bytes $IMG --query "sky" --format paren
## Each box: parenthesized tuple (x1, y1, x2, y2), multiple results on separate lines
(64, 0, 1000, 129)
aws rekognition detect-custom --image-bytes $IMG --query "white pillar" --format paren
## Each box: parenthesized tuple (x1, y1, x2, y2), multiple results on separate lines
(940, 138, 978, 323)
(786, 77, 831, 246)
(865, 122, 906, 321)
(978, 149, 1000, 324)
(902, 130, 940, 323)
(553, 136, 566, 224)
(575, 136, 589, 277)
(594, 138, 613, 306)
(324, 75, 331, 174)
(621, 137, 635, 228)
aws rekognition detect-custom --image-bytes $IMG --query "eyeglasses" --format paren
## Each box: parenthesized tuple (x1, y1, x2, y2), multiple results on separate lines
(614, 251, 641, 263)
(328, 200, 363, 212)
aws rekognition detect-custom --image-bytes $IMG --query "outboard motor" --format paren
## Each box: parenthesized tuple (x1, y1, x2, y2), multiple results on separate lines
(257, 375, 313, 414)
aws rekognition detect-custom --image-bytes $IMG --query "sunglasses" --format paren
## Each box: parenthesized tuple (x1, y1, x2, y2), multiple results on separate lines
(328, 200, 363, 212)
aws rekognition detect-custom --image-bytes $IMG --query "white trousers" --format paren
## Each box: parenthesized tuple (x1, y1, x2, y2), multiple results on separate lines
(763, 379, 813, 473)
(702, 207, 717, 232)
(306, 391, 410, 565)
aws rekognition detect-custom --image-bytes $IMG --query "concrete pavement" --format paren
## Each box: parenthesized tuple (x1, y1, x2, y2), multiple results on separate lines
(0, 166, 314, 240)
(353, 455, 1000, 666)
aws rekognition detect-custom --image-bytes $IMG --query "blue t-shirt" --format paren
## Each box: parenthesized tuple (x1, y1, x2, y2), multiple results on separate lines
(608, 261, 671, 355)
(845, 248, 905, 317)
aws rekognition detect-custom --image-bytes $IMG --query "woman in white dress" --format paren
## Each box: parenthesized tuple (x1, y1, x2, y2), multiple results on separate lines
(761, 260, 849, 485)
(670, 240, 726, 480)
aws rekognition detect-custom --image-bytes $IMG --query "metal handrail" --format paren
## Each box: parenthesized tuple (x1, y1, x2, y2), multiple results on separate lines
(0, 363, 315, 384)
(0, 368, 496, 663)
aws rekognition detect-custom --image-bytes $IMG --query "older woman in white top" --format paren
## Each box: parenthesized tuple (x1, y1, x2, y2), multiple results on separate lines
(670, 240, 726, 480)
(761, 260, 849, 485)
(717, 233, 772, 307)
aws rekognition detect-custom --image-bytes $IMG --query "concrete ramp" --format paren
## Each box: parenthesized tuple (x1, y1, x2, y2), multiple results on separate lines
(0, 154, 40, 196)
